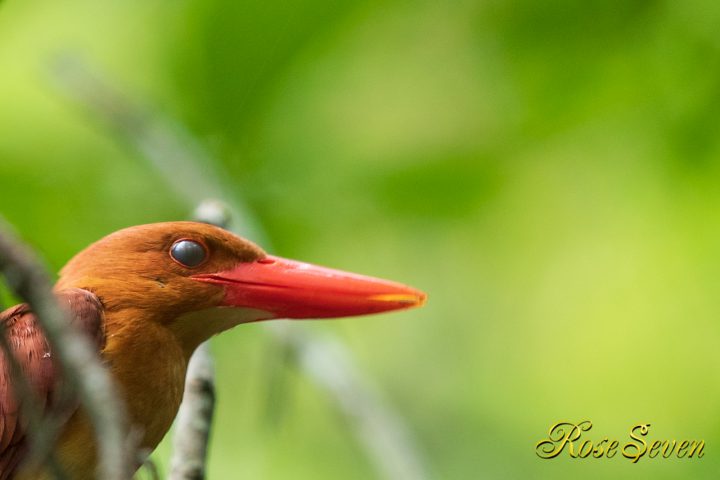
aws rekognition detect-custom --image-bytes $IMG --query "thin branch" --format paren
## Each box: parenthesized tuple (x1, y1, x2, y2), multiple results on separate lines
(0, 217, 132, 480)
(277, 328, 428, 479)
(49, 56, 430, 480)
(168, 201, 228, 480)
(142, 458, 161, 480)
(168, 342, 215, 480)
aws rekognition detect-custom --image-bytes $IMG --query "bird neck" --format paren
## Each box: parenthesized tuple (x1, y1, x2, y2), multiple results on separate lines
(103, 309, 189, 450)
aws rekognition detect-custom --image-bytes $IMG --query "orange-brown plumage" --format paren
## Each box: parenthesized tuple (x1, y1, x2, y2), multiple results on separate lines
(0, 222, 426, 479)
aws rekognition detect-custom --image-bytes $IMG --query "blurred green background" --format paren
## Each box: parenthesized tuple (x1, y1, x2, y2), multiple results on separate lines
(2, 0, 720, 478)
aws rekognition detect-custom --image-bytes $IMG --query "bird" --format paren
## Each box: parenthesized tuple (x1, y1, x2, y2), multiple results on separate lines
(0, 221, 426, 479)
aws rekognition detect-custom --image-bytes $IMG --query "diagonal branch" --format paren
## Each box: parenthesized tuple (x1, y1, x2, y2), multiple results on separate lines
(168, 341, 215, 480)
(0, 217, 132, 480)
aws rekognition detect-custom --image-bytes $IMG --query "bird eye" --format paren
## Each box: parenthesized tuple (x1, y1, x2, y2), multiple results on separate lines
(170, 240, 208, 268)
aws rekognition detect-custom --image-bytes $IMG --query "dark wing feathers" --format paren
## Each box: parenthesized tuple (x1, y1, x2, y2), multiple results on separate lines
(0, 288, 104, 479)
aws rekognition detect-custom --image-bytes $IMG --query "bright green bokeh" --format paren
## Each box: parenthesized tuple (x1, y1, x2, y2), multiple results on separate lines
(2, 0, 720, 478)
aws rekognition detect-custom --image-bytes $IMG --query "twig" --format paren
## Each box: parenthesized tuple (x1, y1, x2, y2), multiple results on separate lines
(0, 217, 132, 480)
(140, 449, 162, 480)
(49, 56, 430, 480)
(168, 342, 215, 480)
(167, 201, 228, 480)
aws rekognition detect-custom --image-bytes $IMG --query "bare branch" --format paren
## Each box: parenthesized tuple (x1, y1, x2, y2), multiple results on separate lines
(168, 342, 215, 480)
(0, 217, 132, 480)
(271, 327, 428, 480)
(168, 201, 229, 480)
(48, 56, 430, 480)
(141, 457, 161, 480)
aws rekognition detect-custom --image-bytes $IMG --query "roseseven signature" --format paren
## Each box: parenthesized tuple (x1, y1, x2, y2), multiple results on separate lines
(536, 421, 704, 462)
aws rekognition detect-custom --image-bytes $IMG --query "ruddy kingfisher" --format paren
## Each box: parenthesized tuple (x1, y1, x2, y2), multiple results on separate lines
(0, 222, 426, 479)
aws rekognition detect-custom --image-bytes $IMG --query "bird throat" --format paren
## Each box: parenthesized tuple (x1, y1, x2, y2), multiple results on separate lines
(103, 305, 274, 440)
(171, 306, 275, 356)
(105, 314, 188, 448)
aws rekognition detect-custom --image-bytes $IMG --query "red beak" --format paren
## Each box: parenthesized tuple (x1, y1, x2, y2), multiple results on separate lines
(191, 255, 426, 319)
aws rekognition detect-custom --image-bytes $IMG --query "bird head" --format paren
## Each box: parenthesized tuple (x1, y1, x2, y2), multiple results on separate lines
(56, 222, 426, 351)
